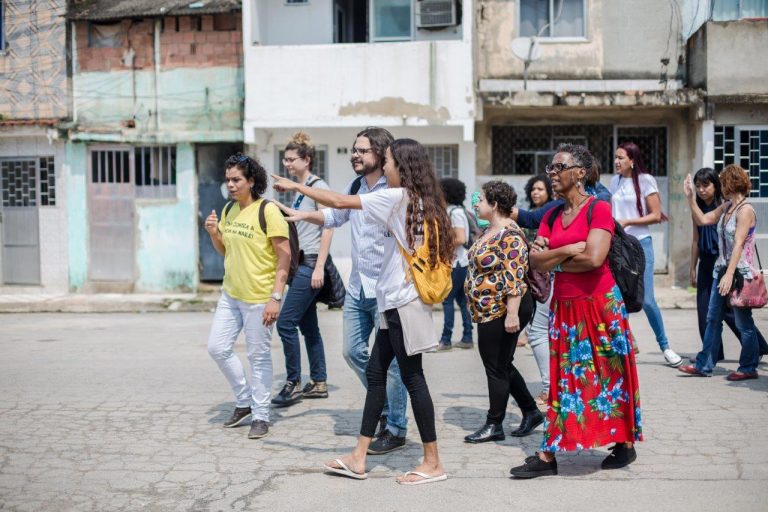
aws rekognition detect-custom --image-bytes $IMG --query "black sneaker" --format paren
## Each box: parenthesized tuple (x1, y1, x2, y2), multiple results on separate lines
(600, 444, 637, 470)
(510, 454, 558, 479)
(248, 419, 269, 439)
(222, 407, 251, 428)
(367, 430, 406, 455)
(271, 380, 303, 407)
(301, 380, 328, 399)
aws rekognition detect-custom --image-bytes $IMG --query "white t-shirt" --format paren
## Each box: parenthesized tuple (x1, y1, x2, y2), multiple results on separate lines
(359, 188, 420, 312)
(448, 206, 469, 268)
(609, 173, 659, 240)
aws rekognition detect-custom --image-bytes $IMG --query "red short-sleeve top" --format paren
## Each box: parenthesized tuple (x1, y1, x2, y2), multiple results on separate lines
(538, 198, 616, 300)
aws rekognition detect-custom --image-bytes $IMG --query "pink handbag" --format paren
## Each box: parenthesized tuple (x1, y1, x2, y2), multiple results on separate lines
(728, 247, 767, 309)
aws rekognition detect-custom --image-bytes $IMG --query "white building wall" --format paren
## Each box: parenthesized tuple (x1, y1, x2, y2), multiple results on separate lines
(0, 134, 69, 293)
(254, 125, 475, 280)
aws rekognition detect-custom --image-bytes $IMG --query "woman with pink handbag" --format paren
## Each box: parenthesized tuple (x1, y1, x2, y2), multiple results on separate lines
(680, 164, 766, 381)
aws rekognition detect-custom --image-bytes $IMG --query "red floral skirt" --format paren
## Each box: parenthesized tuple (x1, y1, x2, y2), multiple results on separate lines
(541, 285, 643, 452)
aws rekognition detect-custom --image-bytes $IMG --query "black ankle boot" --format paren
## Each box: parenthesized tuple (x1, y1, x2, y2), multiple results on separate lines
(509, 409, 544, 437)
(464, 423, 505, 443)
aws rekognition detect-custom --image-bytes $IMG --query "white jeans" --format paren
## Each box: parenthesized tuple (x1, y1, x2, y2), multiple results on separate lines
(207, 291, 273, 422)
(527, 289, 552, 395)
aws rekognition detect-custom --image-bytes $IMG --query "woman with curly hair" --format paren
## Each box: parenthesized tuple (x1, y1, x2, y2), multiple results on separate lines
(463, 180, 542, 444)
(510, 144, 642, 478)
(204, 153, 291, 440)
(273, 138, 453, 485)
(679, 165, 765, 380)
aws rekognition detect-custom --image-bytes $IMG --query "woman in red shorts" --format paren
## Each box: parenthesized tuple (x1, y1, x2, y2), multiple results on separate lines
(510, 143, 643, 478)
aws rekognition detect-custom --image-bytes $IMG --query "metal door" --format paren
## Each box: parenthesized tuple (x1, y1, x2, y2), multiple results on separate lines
(88, 147, 135, 282)
(196, 144, 241, 281)
(0, 159, 41, 285)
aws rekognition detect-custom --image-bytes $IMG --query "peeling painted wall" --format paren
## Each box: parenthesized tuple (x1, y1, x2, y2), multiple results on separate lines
(75, 67, 244, 133)
(65, 142, 88, 291)
(688, 21, 768, 96)
(134, 143, 197, 292)
(244, 40, 474, 129)
(476, 0, 687, 80)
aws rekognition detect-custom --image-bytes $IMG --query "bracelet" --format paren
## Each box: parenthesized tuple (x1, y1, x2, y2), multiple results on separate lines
(553, 263, 562, 272)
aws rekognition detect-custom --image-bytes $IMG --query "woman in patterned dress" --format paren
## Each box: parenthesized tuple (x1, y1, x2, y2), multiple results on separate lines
(463, 181, 543, 444)
(510, 144, 643, 478)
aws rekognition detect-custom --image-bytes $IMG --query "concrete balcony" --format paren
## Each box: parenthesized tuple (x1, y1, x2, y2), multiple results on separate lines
(243, 39, 475, 143)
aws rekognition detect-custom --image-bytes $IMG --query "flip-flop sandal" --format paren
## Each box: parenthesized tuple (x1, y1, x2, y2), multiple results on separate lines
(396, 471, 448, 486)
(323, 459, 368, 480)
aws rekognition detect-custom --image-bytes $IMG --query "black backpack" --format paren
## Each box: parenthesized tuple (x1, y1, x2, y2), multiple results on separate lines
(223, 200, 301, 283)
(449, 205, 482, 250)
(546, 199, 645, 313)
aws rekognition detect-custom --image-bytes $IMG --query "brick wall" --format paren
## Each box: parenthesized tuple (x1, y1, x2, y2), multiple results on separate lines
(76, 14, 243, 72)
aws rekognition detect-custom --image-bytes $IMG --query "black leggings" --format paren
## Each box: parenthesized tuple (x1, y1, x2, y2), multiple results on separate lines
(477, 292, 536, 425)
(361, 309, 436, 443)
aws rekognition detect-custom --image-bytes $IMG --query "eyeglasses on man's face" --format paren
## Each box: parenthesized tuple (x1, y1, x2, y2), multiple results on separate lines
(351, 146, 375, 156)
(545, 163, 582, 176)
(282, 156, 304, 164)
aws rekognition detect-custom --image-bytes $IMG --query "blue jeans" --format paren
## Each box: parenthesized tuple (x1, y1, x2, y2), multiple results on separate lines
(696, 274, 762, 374)
(696, 252, 768, 358)
(639, 236, 669, 351)
(276, 264, 326, 383)
(342, 288, 408, 437)
(440, 265, 473, 344)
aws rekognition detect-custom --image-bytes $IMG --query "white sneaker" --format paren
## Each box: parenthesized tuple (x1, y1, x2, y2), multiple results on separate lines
(663, 348, 683, 368)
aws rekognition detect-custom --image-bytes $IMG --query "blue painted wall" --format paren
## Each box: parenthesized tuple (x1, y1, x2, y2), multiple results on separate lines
(135, 143, 198, 291)
(65, 142, 88, 291)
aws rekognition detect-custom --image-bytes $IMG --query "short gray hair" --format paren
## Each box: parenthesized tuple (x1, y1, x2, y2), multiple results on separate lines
(555, 143, 594, 171)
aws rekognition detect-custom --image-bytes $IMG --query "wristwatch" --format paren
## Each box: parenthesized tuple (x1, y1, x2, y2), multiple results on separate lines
(270, 292, 283, 302)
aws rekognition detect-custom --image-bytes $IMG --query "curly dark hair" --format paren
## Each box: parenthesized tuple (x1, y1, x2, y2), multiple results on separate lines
(225, 153, 268, 199)
(389, 139, 455, 267)
(440, 177, 466, 206)
(524, 174, 552, 209)
(555, 142, 594, 171)
(482, 180, 517, 217)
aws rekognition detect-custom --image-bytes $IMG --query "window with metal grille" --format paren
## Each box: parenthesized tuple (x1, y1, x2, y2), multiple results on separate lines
(491, 125, 667, 176)
(1, 159, 36, 207)
(135, 146, 177, 199)
(0, 157, 56, 208)
(39, 157, 56, 206)
(615, 126, 668, 176)
(714, 125, 768, 198)
(274, 148, 328, 206)
(425, 144, 459, 179)
(91, 150, 130, 183)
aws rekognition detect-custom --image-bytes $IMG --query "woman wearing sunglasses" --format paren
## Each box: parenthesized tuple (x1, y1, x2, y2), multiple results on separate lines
(510, 144, 643, 478)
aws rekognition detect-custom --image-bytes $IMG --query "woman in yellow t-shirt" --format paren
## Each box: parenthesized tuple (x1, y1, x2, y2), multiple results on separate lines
(204, 153, 291, 440)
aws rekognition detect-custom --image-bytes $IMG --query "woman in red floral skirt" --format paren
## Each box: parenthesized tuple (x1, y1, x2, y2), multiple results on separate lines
(510, 144, 643, 478)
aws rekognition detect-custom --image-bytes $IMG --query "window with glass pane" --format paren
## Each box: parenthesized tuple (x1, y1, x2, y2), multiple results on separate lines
(372, 0, 411, 41)
(520, 0, 585, 38)
(713, 0, 768, 20)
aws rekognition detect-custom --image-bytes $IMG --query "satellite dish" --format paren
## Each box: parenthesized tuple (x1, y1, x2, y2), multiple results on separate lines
(510, 37, 541, 62)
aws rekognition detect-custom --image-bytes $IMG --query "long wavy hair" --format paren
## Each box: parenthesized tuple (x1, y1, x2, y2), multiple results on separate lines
(617, 141, 668, 221)
(389, 138, 454, 266)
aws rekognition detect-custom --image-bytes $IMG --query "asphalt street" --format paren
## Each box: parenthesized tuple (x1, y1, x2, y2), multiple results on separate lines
(0, 308, 766, 511)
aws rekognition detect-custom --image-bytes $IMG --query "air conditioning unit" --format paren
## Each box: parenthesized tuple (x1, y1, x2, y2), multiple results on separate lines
(416, 0, 457, 29)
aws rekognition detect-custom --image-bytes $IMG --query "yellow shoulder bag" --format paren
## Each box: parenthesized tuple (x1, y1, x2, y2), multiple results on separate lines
(398, 220, 452, 305)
